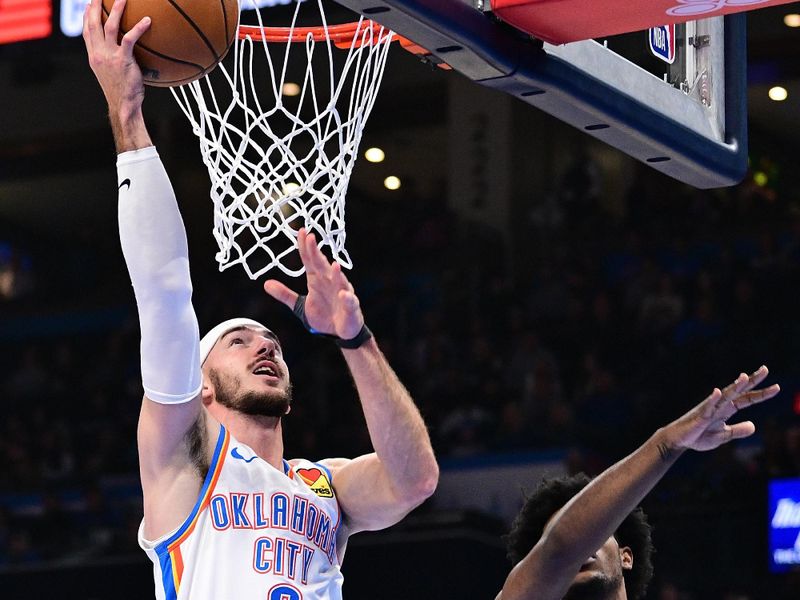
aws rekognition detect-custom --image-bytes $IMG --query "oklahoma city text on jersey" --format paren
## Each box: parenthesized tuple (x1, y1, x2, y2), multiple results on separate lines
(211, 481, 339, 565)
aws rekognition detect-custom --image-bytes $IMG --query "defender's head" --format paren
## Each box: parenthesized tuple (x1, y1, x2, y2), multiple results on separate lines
(505, 474, 654, 600)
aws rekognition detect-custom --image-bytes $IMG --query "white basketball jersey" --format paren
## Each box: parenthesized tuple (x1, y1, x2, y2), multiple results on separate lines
(139, 426, 344, 600)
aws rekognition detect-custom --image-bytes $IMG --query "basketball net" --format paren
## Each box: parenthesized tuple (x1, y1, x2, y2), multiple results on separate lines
(171, 0, 394, 278)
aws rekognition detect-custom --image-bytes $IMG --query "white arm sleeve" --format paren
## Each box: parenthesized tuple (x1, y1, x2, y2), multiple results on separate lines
(117, 146, 202, 404)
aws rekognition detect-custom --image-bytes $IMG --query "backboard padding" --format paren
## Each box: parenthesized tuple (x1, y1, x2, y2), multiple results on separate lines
(334, 0, 748, 188)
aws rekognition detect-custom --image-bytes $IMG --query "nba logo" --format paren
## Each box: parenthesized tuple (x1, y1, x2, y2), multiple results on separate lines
(649, 24, 676, 64)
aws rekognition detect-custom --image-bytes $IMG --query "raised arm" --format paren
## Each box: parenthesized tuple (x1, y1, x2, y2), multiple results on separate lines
(265, 229, 439, 534)
(83, 0, 151, 152)
(497, 366, 780, 600)
(84, 0, 214, 540)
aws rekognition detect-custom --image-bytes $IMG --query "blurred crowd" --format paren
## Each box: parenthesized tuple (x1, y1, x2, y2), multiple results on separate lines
(0, 153, 799, 598)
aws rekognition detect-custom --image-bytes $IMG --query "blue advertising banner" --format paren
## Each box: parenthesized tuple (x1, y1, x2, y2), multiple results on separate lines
(769, 478, 800, 572)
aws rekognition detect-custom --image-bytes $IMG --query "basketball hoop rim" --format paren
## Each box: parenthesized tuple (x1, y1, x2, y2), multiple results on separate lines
(237, 20, 445, 63)
(238, 20, 394, 49)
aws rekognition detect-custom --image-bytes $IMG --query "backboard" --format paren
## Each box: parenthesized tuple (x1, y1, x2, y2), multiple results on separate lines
(328, 0, 793, 188)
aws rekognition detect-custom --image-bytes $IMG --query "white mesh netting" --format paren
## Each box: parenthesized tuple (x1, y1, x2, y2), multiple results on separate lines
(172, 1, 394, 278)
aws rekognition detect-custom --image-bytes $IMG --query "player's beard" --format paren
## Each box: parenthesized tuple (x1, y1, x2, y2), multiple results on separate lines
(209, 369, 292, 418)
(563, 571, 623, 600)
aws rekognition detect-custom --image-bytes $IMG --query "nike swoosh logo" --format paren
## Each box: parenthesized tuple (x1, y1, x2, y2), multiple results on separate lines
(118, 178, 131, 191)
(231, 447, 258, 463)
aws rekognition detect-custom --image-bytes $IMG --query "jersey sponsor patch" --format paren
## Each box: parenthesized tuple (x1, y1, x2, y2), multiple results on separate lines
(296, 468, 334, 499)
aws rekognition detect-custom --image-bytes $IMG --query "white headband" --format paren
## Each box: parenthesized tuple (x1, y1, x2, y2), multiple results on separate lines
(199, 318, 272, 365)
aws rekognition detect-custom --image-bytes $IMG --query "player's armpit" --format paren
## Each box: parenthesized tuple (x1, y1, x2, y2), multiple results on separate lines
(137, 397, 221, 540)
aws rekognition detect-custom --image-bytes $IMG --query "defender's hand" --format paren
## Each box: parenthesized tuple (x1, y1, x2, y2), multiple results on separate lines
(662, 366, 779, 453)
(264, 228, 364, 340)
(83, 0, 150, 116)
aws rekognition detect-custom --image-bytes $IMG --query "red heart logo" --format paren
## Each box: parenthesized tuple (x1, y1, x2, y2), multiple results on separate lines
(297, 468, 322, 485)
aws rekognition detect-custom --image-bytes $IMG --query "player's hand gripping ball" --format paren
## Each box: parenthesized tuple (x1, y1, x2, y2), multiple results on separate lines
(101, 0, 239, 87)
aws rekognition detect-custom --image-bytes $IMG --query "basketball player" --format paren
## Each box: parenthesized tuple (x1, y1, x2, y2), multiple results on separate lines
(82, 1, 438, 598)
(496, 366, 779, 600)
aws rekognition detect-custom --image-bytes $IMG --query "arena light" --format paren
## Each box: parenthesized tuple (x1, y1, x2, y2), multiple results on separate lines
(364, 147, 385, 163)
(784, 13, 800, 27)
(383, 176, 401, 190)
(282, 82, 301, 97)
(282, 182, 300, 194)
(768, 86, 789, 101)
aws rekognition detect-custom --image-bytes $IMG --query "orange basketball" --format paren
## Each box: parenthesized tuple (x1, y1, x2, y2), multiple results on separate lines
(101, 0, 239, 88)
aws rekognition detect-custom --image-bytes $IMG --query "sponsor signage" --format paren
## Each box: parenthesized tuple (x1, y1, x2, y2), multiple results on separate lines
(0, 0, 302, 44)
(769, 478, 800, 572)
(490, 0, 795, 45)
(666, 0, 771, 18)
(0, 0, 52, 44)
